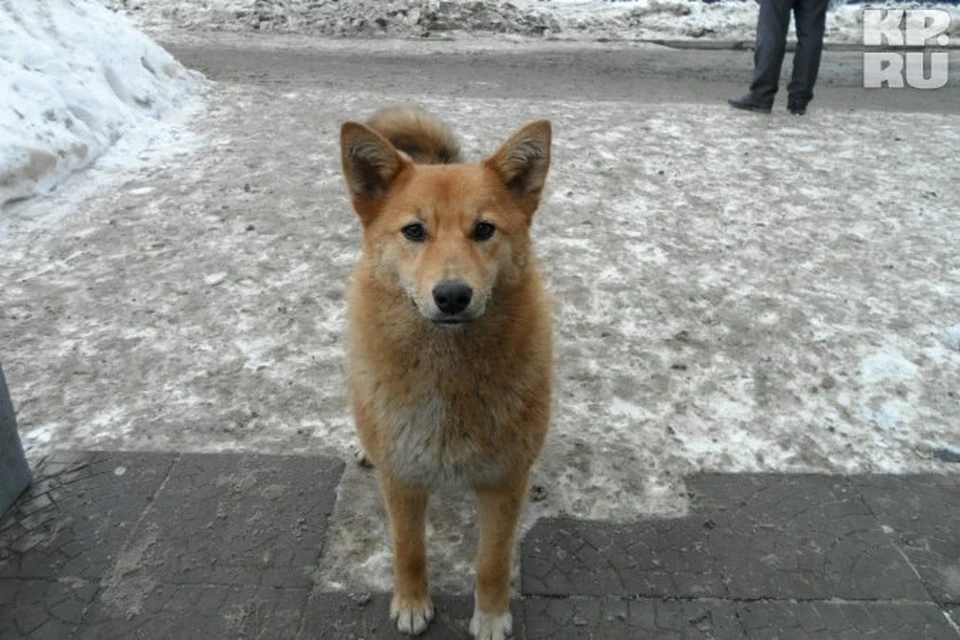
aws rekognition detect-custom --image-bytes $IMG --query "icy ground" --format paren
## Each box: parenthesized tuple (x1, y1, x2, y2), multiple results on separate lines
(2, 48, 958, 589)
(0, 0, 203, 206)
(103, 0, 960, 45)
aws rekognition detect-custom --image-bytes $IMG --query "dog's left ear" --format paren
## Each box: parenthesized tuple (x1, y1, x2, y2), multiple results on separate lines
(484, 120, 551, 216)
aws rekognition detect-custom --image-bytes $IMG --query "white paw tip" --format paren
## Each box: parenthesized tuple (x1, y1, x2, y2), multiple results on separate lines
(470, 609, 513, 640)
(391, 597, 435, 635)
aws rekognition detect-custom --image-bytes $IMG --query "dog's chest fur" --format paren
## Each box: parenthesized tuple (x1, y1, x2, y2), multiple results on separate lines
(378, 386, 504, 487)
(352, 339, 521, 487)
(373, 370, 503, 486)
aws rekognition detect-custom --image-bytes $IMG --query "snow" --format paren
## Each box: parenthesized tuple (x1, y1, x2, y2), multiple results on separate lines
(946, 324, 960, 349)
(859, 351, 919, 384)
(103, 0, 960, 45)
(0, 0, 204, 207)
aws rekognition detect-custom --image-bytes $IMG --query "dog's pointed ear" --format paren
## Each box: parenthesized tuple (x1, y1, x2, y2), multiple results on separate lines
(340, 121, 409, 207)
(484, 120, 551, 214)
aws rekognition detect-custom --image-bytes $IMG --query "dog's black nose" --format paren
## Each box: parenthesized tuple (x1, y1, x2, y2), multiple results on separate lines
(432, 280, 473, 315)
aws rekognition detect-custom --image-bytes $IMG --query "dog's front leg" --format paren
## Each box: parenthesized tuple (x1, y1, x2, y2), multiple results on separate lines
(379, 470, 434, 635)
(471, 474, 528, 640)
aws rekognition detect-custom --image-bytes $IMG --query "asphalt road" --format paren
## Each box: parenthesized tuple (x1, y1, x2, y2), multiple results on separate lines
(168, 40, 960, 114)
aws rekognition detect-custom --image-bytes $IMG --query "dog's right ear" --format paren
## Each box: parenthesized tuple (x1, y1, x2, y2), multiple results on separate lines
(340, 122, 409, 213)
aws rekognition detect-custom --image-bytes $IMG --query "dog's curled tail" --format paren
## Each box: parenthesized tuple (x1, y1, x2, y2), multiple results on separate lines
(366, 106, 462, 165)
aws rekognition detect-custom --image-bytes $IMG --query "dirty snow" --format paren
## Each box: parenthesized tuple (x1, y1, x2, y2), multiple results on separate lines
(103, 0, 960, 45)
(2, 60, 957, 590)
(0, 0, 203, 207)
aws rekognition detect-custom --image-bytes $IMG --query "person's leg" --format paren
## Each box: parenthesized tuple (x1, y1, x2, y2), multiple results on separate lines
(788, 0, 828, 111)
(749, 0, 794, 104)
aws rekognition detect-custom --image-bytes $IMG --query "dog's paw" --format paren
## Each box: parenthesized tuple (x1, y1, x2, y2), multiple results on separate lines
(469, 608, 512, 640)
(390, 594, 434, 635)
(354, 447, 374, 469)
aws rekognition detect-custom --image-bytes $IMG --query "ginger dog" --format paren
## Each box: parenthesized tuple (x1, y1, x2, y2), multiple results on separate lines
(339, 106, 553, 639)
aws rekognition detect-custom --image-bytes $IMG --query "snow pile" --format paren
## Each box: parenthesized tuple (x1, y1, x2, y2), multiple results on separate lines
(103, 0, 960, 45)
(0, 0, 204, 207)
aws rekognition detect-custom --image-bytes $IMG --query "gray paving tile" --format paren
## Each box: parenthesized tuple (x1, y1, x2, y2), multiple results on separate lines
(68, 453, 343, 638)
(522, 474, 928, 602)
(0, 452, 177, 580)
(114, 453, 344, 589)
(2, 452, 346, 639)
(736, 600, 958, 639)
(298, 593, 525, 640)
(5, 457, 957, 639)
(0, 578, 98, 640)
(689, 473, 929, 601)
(524, 596, 960, 640)
(523, 596, 744, 640)
(521, 517, 726, 598)
(851, 474, 960, 603)
(76, 584, 307, 640)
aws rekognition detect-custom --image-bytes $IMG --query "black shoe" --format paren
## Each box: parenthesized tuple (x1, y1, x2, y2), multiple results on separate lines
(727, 94, 773, 114)
(787, 97, 808, 115)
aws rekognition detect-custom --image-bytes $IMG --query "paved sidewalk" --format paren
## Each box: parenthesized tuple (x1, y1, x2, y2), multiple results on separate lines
(1, 451, 958, 639)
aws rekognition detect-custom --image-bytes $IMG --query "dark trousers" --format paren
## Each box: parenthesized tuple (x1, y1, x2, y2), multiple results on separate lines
(749, 0, 828, 106)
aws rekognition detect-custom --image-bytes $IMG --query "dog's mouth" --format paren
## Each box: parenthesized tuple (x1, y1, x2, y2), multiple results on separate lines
(432, 316, 472, 327)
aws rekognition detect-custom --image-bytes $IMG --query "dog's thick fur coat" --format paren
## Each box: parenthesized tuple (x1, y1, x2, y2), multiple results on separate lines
(339, 107, 553, 639)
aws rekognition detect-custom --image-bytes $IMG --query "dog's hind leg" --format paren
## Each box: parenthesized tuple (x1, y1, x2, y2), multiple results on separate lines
(379, 471, 434, 635)
(471, 474, 528, 640)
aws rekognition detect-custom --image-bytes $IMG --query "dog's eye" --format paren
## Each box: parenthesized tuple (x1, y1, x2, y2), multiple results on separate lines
(401, 223, 427, 242)
(472, 222, 496, 242)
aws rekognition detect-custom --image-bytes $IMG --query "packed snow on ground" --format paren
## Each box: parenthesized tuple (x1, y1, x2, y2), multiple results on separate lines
(0, 0, 204, 207)
(2, 63, 957, 589)
(104, 0, 960, 45)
